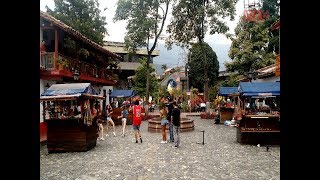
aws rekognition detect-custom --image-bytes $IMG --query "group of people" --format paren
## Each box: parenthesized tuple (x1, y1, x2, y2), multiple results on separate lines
(95, 96, 181, 148)
(96, 100, 143, 144)
(160, 96, 181, 148)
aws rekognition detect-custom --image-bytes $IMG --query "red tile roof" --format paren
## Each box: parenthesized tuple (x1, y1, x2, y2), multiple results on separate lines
(270, 19, 280, 31)
(40, 11, 121, 60)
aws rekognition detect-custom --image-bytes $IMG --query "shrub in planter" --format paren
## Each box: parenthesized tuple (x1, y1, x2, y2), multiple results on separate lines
(200, 112, 216, 119)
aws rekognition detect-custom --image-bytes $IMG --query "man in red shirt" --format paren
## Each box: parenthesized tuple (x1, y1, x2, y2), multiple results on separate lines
(132, 100, 143, 143)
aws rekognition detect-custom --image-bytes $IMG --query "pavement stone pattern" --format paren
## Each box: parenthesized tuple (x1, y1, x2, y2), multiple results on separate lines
(40, 116, 280, 180)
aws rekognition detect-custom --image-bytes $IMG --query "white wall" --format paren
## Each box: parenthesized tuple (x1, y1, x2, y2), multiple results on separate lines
(40, 79, 56, 123)
(253, 76, 280, 82)
(102, 86, 113, 105)
(40, 27, 43, 42)
(40, 79, 44, 123)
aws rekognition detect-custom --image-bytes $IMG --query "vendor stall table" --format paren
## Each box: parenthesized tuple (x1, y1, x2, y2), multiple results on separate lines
(40, 83, 104, 153)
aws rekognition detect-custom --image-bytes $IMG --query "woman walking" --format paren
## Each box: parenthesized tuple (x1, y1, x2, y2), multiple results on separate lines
(160, 104, 168, 143)
(105, 104, 116, 137)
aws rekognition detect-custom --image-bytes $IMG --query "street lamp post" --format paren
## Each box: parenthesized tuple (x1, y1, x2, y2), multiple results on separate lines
(247, 70, 257, 82)
(108, 89, 112, 106)
(102, 89, 106, 116)
(186, 63, 190, 92)
(73, 70, 80, 81)
(45, 83, 50, 90)
(128, 77, 132, 89)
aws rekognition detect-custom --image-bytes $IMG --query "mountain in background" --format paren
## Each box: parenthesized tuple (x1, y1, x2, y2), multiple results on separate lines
(153, 43, 232, 75)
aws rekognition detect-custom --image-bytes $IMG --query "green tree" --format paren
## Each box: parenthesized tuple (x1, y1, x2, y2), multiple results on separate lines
(161, 64, 168, 73)
(166, 0, 237, 103)
(46, 0, 107, 45)
(262, 0, 280, 54)
(226, 17, 275, 74)
(132, 57, 160, 100)
(114, 0, 171, 115)
(220, 74, 242, 87)
(226, 0, 279, 74)
(188, 42, 219, 92)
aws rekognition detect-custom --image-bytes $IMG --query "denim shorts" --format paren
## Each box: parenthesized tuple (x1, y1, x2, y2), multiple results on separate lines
(161, 119, 168, 126)
(133, 125, 140, 131)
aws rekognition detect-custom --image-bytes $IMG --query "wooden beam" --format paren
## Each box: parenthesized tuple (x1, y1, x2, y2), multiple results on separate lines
(54, 29, 59, 68)
(41, 26, 55, 30)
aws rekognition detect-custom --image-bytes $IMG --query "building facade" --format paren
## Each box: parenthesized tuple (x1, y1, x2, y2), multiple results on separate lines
(103, 41, 160, 89)
(40, 11, 120, 142)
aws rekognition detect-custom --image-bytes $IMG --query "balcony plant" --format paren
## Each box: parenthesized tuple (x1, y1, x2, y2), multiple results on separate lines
(56, 58, 69, 70)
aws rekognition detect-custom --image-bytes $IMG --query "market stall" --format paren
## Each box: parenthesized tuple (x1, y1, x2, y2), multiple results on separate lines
(109, 89, 136, 125)
(217, 87, 238, 124)
(40, 83, 104, 153)
(236, 82, 280, 145)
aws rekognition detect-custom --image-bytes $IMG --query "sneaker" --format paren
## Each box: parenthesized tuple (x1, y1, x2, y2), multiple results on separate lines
(122, 134, 125, 137)
(165, 141, 168, 144)
(160, 141, 166, 144)
(106, 134, 109, 137)
(100, 138, 105, 141)
(113, 132, 116, 137)
(140, 138, 143, 143)
(173, 145, 179, 148)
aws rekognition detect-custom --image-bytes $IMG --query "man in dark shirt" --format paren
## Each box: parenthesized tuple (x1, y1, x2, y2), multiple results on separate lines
(166, 96, 174, 142)
(171, 101, 181, 148)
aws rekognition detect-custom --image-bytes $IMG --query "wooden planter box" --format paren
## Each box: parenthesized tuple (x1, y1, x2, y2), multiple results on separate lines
(219, 107, 234, 124)
(46, 118, 98, 153)
(236, 114, 280, 145)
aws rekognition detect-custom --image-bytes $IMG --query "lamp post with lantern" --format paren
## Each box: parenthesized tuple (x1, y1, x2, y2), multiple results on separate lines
(246, 69, 258, 82)
(73, 69, 80, 81)
(185, 63, 190, 92)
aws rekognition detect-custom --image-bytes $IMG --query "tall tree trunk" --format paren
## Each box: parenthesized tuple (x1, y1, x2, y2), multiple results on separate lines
(145, 53, 151, 117)
(199, 39, 209, 112)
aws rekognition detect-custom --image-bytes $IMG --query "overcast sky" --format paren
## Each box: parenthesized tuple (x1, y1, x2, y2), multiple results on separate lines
(40, 0, 244, 45)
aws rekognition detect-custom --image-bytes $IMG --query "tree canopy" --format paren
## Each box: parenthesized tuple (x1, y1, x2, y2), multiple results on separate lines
(188, 42, 219, 92)
(225, 0, 279, 74)
(132, 58, 160, 99)
(114, 0, 171, 111)
(166, 0, 237, 49)
(46, 0, 107, 45)
(161, 64, 168, 73)
(165, 0, 237, 103)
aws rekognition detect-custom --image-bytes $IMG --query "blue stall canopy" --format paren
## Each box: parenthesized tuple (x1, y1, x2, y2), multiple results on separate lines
(218, 87, 238, 96)
(40, 83, 103, 101)
(110, 90, 135, 98)
(238, 82, 280, 96)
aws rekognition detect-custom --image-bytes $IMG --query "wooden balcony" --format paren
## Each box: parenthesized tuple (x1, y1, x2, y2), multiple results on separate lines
(40, 52, 117, 85)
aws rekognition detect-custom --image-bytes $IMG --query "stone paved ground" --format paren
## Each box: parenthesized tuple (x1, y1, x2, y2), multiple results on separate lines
(40, 116, 280, 180)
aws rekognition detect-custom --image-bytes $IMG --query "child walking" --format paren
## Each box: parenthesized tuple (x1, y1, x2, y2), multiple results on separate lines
(118, 105, 128, 137)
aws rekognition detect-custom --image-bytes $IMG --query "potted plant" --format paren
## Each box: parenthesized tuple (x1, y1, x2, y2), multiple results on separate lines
(56, 58, 69, 70)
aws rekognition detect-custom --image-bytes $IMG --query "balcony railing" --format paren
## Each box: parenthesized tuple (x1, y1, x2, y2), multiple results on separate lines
(40, 52, 115, 81)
